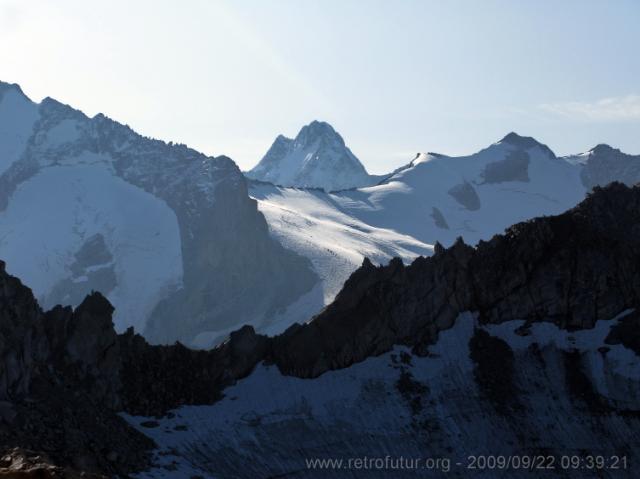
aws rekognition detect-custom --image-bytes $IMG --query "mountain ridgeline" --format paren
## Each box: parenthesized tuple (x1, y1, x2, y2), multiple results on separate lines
(2, 182, 640, 475)
(0, 81, 317, 347)
(3, 80, 639, 348)
(246, 130, 640, 332)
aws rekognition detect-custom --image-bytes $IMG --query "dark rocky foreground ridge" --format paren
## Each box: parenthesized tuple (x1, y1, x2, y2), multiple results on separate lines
(1, 182, 640, 476)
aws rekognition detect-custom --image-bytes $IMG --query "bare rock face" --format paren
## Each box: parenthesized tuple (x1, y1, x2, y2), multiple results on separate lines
(118, 324, 270, 417)
(605, 309, 640, 355)
(481, 150, 531, 183)
(0, 263, 152, 476)
(45, 234, 117, 309)
(581, 144, 640, 189)
(0, 261, 46, 403)
(447, 181, 481, 210)
(0, 448, 108, 478)
(430, 206, 449, 229)
(477, 132, 554, 185)
(468, 328, 519, 414)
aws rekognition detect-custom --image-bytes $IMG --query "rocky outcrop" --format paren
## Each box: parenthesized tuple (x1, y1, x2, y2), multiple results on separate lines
(475, 132, 553, 184)
(481, 149, 530, 183)
(500, 131, 556, 158)
(45, 234, 117, 308)
(118, 325, 270, 416)
(447, 181, 481, 210)
(581, 144, 640, 189)
(430, 206, 449, 229)
(605, 309, 640, 355)
(0, 263, 152, 476)
(0, 448, 108, 478)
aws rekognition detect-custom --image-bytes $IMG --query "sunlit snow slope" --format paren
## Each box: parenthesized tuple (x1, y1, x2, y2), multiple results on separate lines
(335, 133, 586, 247)
(250, 183, 432, 333)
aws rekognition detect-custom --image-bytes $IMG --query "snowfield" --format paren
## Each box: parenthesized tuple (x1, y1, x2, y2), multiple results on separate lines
(334, 141, 586, 247)
(0, 161, 183, 332)
(126, 311, 640, 478)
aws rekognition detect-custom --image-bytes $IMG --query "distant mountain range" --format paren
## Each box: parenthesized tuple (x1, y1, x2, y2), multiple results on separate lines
(248, 128, 640, 328)
(1, 80, 639, 346)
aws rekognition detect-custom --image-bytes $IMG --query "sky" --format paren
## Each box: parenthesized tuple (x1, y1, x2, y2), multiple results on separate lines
(1, 0, 639, 173)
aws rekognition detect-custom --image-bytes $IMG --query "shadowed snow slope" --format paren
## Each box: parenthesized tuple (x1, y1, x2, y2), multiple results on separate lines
(0, 81, 317, 346)
(128, 313, 640, 478)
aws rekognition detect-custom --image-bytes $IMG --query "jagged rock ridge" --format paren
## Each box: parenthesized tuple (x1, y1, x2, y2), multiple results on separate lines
(579, 144, 640, 189)
(119, 182, 640, 403)
(0, 265, 152, 477)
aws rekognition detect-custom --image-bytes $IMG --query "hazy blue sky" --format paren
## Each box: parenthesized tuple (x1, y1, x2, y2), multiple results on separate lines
(1, 0, 638, 172)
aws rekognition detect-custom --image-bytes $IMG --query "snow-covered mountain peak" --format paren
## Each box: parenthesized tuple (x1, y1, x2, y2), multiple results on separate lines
(0, 81, 35, 113)
(246, 120, 377, 192)
(494, 131, 556, 159)
(577, 143, 640, 189)
(589, 143, 619, 155)
(40, 96, 85, 118)
(383, 133, 559, 188)
(0, 81, 40, 177)
(499, 131, 537, 147)
(410, 152, 433, 165)
(294, 120, 345, 149)
(0, 80, 28, 98)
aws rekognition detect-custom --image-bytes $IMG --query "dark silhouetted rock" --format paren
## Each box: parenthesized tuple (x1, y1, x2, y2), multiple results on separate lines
(605, 310, 640, 356)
